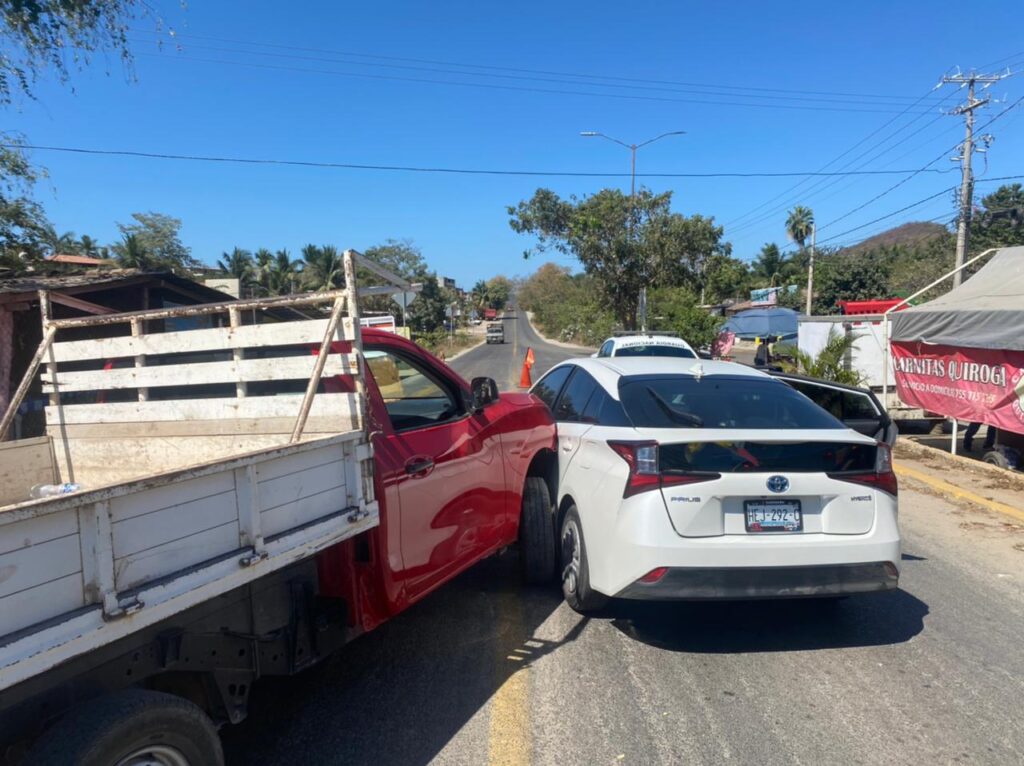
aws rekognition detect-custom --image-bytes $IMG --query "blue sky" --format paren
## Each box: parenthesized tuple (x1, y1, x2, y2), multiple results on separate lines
(9, 0, 1024, 286)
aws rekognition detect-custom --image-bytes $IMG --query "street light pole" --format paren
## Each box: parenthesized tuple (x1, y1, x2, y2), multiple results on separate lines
(580, 130, 686, 331)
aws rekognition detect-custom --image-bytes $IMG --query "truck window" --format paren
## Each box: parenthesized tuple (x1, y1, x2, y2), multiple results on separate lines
(365, 348, 461, 431)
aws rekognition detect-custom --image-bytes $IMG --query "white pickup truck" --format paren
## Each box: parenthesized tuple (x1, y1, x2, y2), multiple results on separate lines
(0, 251, 558, 765)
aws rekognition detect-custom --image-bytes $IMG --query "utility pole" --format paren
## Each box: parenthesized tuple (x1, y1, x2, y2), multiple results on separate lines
(805, 222, 816, 315)
(941, 70, 1005, 287)
(580, 130, 686, 331)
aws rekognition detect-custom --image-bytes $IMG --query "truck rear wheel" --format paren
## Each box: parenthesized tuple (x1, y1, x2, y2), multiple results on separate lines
(27, 689, 223, 766)
(519, 477, 556, 584)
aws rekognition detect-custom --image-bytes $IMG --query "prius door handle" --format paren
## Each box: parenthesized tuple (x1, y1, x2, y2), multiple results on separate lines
(405, 458, 434, 476)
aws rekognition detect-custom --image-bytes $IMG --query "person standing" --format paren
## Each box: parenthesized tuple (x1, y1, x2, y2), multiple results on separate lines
(963, 422, 997, 452)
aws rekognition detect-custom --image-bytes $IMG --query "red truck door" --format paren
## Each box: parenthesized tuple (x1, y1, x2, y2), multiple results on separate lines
(363, 339, 509, 602)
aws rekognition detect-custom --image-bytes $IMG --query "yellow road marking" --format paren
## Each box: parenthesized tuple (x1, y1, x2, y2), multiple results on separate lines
(487, 591, 531, 766)
(895, 462, 1024, 523)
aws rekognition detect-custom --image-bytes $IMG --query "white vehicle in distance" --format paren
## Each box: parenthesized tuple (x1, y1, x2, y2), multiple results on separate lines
(530, 357, 900, 612)
(594, 331, 697, 359)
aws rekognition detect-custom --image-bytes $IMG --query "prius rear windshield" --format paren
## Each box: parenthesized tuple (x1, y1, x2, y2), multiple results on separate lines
(618, 374, 844, 430)
(615, 344, 695, 358)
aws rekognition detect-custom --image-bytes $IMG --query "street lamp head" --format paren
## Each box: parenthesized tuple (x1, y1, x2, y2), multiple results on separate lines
(580, 131, 600, 137)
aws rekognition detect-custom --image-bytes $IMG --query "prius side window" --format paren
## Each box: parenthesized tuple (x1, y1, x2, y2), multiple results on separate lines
(582, 388, 631, 427)
(532, 366, 573, 412)
(554, 370, 598, 422)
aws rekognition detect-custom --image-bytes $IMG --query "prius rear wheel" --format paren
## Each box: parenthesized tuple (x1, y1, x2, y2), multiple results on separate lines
(560, 506, 608, 613)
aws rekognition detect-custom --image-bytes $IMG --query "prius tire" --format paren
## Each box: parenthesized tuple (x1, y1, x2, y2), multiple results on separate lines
(519, 477, 556, 584)
(27, 689, 223, 766)
(560, 506, 608, 613)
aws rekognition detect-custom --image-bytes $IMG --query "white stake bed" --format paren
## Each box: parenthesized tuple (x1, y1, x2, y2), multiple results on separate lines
(0, 252, 383, 695)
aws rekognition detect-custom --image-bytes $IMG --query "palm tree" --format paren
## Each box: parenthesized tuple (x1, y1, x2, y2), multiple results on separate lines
(217, 248, 254, 283)
(301, 244, 345, 291)
(114, 234, 151, 269)
(470, 279, 489, 313)
(265, 249, 301, 295)
(78, 235, 102, 258)
(778, 328, 862, 385)
(42, 226, 81, 255)
(785, 206, 814, 250)
(752, 243, 787, 287)
(252, 247, 273, 281)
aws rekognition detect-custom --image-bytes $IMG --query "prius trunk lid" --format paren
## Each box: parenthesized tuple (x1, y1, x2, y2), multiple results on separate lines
(637, 429, 886, 538)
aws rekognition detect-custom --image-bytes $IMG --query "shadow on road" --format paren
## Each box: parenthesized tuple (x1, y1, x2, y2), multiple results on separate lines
(609, 588, 928, 654)
(220, 554, 569, 766)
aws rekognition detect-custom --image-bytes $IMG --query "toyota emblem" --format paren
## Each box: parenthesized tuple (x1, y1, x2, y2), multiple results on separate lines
(766, 475, 790, 493)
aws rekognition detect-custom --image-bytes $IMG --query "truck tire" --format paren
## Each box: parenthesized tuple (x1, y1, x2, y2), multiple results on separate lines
(560, 506, 608, 613)
(983, 449, 1013, 470)
(27, 689, 223, 766)
(519, 477, 556, 584)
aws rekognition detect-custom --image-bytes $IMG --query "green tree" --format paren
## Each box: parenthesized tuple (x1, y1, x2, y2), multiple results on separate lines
(484, 275, 513, 310)
(264, 249, 301, 295)
(362, 239, 429, 281)
(114, 233, 149, 269)
(360, 239, 430, 313)
(113, 212, 196, 272)
(41, 225, 80, 255)
(750, 243, 790, 287)
(786, 206, 814, 250)
(812, 251, 892, 313)
(301, 244, 345, 291)
(408, 275, 447, 332)
(469, 279, 489, 314)
(77, 234, 106, 258)
(971, 184, 1024, 253)
(702, 254, 751, 303)
(0, 139, 50, 269)
(217, 247, 254, 283)
(648, 287, 723, 349)
(509, 187, 727, 329)
(0, 0, 150, 105)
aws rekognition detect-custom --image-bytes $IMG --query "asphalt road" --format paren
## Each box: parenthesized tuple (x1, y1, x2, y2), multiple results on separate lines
(450, 307, 591, 393)
(221, 312, 1024, 766)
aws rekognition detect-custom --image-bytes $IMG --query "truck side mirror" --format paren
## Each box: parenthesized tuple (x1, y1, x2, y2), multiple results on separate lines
(470, 377, 500, 411)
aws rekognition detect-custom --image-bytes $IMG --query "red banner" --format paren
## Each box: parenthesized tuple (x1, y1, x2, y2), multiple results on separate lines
(891, 342, 1024, 434)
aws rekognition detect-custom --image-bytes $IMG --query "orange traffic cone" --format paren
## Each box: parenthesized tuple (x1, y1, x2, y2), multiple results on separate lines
(518, 347, 535, 388)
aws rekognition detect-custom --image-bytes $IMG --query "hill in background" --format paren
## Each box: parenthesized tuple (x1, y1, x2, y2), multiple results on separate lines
(840, 221, 950, 254)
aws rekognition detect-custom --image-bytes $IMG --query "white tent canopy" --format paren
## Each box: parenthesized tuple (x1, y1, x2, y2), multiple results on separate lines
(890, 245, 1024, 352)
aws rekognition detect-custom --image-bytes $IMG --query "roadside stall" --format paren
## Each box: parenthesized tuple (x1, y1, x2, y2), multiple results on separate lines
(888, 245, 1024, 468)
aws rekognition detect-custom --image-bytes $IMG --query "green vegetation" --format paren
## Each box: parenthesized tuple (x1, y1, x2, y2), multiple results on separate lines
(509, 187, 728, 330)
(777, 328, 864, 386)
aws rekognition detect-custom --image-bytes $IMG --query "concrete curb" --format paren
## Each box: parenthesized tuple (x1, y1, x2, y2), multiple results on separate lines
(523, 312, 596, 354)
(896, 435, 1024, 487)
(893, 463, 1024, 524)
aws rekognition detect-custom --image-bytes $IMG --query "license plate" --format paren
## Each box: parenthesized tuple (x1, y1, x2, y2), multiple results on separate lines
(745, 499, 802, 533)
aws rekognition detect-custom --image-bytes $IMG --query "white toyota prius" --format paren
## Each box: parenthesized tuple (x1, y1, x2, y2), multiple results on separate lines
(531, 357, 901, 612)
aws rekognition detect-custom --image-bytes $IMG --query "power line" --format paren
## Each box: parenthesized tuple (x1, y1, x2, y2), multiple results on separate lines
(722, 84, 953, 231)
(142, 30, 933, 104)
(815, 95, 1024, 233)
(132, 37, 937, 109)
(776, 173, 1024, 254)
(134, 50, 942, 116)
(0, 142, 962, 178)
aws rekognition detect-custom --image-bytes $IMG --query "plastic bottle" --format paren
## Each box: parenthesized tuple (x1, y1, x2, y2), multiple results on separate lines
(30, 483, 82, 499)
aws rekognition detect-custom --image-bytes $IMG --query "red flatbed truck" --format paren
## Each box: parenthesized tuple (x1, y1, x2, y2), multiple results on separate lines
(0, 251, 558, 765)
